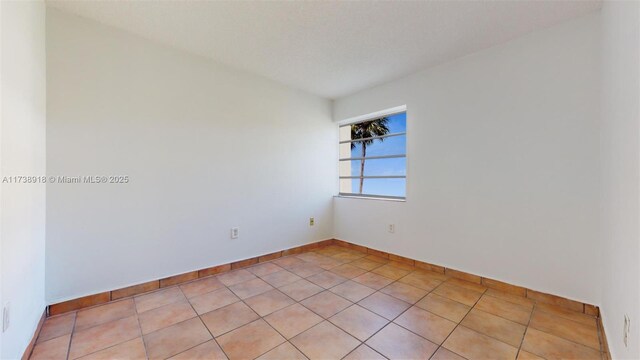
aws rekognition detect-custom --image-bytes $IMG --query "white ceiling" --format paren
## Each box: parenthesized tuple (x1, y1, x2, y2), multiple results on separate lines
(47, 0, 602, 99)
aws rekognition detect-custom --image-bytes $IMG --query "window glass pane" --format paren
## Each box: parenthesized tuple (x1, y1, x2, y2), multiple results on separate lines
(339, 111, 406, 198)
(342, 112, 406, 158)
(340, 178, 406, 198)
(339, 157, 406, 177)
(349, 135, 406, 158)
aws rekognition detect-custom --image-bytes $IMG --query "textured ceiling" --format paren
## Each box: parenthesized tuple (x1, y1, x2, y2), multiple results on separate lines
(47, 1, 602, 99)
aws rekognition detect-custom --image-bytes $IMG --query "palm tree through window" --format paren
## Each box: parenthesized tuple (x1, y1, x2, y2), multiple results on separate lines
(339, 111, 407, 199)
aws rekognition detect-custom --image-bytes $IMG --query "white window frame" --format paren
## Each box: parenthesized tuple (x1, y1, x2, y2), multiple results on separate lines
(337, 105, 407, 200)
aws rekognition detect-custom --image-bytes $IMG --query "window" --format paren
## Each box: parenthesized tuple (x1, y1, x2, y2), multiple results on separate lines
(339, 110, 406, 199)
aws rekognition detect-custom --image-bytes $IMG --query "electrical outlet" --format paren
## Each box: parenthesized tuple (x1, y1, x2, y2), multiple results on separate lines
(3, 302, 10, 332)
(230, 227, 239, 239)
(624, 314, 631, 347)
(309, 217, 315, 226)
(388, 224, 395, 233)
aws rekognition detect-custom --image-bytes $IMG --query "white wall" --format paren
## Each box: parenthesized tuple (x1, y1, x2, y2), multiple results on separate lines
(333, 14, 602, 305)
(0, 1, 47, 358)
(600, 1, 640, 358)
(46, 9, 335, 303)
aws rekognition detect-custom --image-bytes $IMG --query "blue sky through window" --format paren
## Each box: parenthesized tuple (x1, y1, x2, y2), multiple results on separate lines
(349, 112, 406, 197)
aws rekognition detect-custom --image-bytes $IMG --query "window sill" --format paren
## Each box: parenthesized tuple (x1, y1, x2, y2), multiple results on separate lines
(334, 195, 406, 202)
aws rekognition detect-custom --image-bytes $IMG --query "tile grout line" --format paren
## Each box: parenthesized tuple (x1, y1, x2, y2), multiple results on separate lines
(56, 251, 371, 360)
(294, 248, 601, 359)
(176, 285, 234, 360)
(231, 277, 310, 359)
(277, 251, 377, 359)
(36, 246, 601, 360)
(335, 267, 448, 359)
(72, 307, 140, 359)
(302, 250, 477, 359)
(70, 301, 146, 359)
(34, 249, 395, 359)
(515, 299, 536, 359)
(172, 290, 244, 358)
(65, 311, 77, 360)
(521, 306, 605, 354)
(439, 289, 580, 358)
(427, 283, 487, 360)
(181, 258, 327, 353)
(338, 281, 437, 359)
(48, 240, 599, 319)
(213, 261, 320, 359)
(354, 280, 442, 357)
(249, 298, 310, 359)
(464, 295, 532, 322)
(132, 294, 150, 360)
(189, 270, 598, 360)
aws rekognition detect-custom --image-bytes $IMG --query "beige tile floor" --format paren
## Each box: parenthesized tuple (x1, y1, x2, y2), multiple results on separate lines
(30, 245, 605, 360)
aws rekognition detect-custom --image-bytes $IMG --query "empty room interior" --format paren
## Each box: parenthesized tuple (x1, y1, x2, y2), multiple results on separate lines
(2, 0, 640, 359)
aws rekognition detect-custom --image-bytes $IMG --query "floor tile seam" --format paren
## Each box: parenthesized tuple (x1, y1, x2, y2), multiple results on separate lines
(255, 269, 301, 286)
(257, 302, 314, 360)
(65, 268, 437, 359)
(278, 282, 324, 303)
(197, 297, 259, 338)
(482, 292, 536, 316)
(325, 277, 379, 303)
(518, 318, 604, 360)
(470, 303, 532, 327)
(276, 264, 324, 279)
(339, 342, 389, 360)
(481, 291, 535, 311)
(515, 301, 536, 360)
(524, 324, 606, 354)
(379, 282, 475, 352)
(136, 288, 188, 315)
(286, 314, 363, 359)
(68, 337, 138, 360)
(137, 287, 210, 358)
(436, 284, 486, 358)
(524, 303, 602, 352)
(396, 277, 445, 293)
(291, 259, 370, 330)
(33, 332, 73, 349)
(297, 291, 354, 322)
(138, 297, 196, 329)
(72, 298, 138, 334)
(67, 323, 140, 360)
(69, 296, 136, 322)
(178, 273, 221, 290)
(61, 249, 598, 360)
(175, 285, 231, 360)
(378, 282, 430, 304)
(437, 281, 488, 298)
(458, 303, 599, 358)
(227, 281, 275, 301)
(390, 304, 461, 344)
(429, 282, 481, 308)
(530, 306, 599, 330)
(65, 311, 78, 360)
(344, 283, 441, 356)
(325, 304, 391, 342)
(133, 300, 149, 360)
(237, 287, 295, 320)
(40, 251, 330, 360)
(307, 274, 351, 291)
(188, 282, 240, 305)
